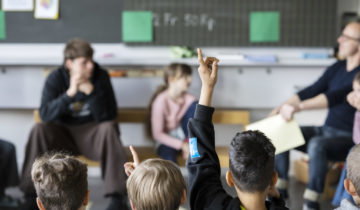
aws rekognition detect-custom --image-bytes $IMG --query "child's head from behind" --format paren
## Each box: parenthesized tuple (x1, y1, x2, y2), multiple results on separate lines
(228, 130, 276, 194)
(345, 144, 360, 205)
(164, 63, 192, 97)
(126, 158, 186, 210)
(31, 152, 89, 210)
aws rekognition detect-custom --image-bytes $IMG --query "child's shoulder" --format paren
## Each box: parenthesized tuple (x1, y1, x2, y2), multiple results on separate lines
(152, 90, 169, 104)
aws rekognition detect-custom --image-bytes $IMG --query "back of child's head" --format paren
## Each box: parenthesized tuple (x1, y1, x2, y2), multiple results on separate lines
(31, 152, 88, 210)
(146, 63, 193, 138)
(126, 158, 186, 210)
(347, 144, 360, 196)
(229, 130, 276, 193)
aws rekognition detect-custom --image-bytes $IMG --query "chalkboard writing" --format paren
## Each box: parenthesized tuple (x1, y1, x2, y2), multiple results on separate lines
(153, 13, 216, 31)
(125, 0, 337, 47)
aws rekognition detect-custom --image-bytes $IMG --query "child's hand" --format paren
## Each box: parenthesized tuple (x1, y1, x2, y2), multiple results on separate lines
(197, 48, 219, 89)
(181, 142, 190, 160)
(197, 48, 219, 106)
(124, 146, 140, 176)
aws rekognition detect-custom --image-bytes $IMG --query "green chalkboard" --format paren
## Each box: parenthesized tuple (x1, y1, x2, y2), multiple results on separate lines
(1, 0, 337, 46)
(124, 0, 337, 46)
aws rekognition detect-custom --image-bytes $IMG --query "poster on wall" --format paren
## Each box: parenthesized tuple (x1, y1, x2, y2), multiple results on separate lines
(34, 0, 59, 20)
(2, 0, 34, 11)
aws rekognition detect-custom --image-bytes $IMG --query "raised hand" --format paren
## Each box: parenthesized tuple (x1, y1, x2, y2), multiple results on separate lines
(78, 81, 94, 95)
(197, 48, 219, 89)
(124, 146, 140, 176)
(197, 48, 219, 106)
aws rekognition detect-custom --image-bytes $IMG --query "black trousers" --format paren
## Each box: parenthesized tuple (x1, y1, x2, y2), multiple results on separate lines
(0, 139, 19, 196)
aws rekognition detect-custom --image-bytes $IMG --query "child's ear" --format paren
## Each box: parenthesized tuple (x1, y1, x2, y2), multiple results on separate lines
(36, 197, 45, 210)
(270, 171, 279, 187)
(344, 178, 358, 196)
(83, 190, 90, 205)
(181, 189, 187, 204)
(226, 170, 234, 187)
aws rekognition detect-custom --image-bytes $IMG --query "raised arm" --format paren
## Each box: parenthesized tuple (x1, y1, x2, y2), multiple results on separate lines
(187, 49, 238, 210)
(198, 48, 219, 106)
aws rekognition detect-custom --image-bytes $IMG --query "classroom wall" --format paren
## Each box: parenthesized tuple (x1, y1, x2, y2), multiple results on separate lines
(0, 0, 356, 175)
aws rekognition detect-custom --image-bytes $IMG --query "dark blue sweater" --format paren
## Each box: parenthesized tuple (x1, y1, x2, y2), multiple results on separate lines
(297, 60, 360, 132)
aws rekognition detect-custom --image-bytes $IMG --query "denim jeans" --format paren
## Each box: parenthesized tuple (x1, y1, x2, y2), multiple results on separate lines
(157, 101, 197, 163)
(275, 125, 354, 194)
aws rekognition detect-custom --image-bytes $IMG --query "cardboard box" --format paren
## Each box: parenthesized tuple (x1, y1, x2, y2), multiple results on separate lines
(294, 159, 342, 200)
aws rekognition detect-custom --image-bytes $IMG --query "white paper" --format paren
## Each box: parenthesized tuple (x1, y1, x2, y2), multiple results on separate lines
(34, 0, 59, 20)
(245, 114, 305, 155)
(2, 0, 34, 11)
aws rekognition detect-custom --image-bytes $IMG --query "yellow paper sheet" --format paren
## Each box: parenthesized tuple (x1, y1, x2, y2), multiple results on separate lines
(245, 115, 305, 155)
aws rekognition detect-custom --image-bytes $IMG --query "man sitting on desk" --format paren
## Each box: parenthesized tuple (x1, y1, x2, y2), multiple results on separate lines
(20, 38, 129, 210)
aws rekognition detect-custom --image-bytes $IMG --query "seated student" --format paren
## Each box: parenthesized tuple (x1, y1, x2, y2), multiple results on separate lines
(31, 152, 89, 210)
(186, 48, 288, 210)
(0, 139, 19, 208)
(147, 63, 197, 163)
(335, 144, 360, 209)
(21, 38, 128, 210)
(124, 146, 187, 210)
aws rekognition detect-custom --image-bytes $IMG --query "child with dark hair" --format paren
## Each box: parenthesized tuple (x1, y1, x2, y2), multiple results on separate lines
(186, 48, 288, 210)
(229, 131, 277, 193)
(147, 63, 197, 163)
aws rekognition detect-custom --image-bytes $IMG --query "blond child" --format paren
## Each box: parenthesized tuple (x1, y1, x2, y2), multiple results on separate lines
(124, 146, 187, 210)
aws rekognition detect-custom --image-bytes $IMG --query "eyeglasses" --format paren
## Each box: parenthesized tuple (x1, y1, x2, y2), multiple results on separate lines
(339, 33, 360, 42)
